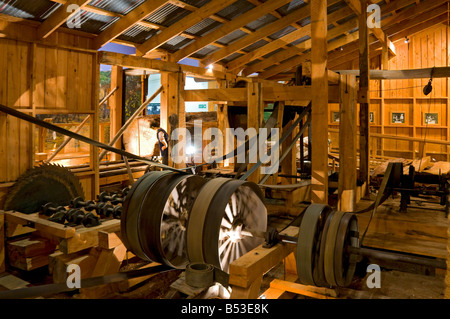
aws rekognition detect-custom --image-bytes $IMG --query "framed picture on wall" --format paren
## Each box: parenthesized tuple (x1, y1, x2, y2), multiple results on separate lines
(369, 112, 375, 123)
(332, 111, 340, 123)
(391, 112, 406, 124)
(424, 113, 438, 125)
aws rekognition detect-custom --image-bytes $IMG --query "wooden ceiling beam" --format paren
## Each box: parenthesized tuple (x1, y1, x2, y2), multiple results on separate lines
(261, 0, 444, 79)
(136, 0, 236, 56)
(92, 0, 168, 50)
(227, 2, 352, 72)
(170, 0, 292, 62)
(37, 0, 91, 38)
(200, 4, 311, 67)
(244, 18, 358, 77)
(343, 0, 396, 56)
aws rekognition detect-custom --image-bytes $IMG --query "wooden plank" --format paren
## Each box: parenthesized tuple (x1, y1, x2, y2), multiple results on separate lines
(359, 0, 370, 193)
(0, 273, 29, 290)
(269, 279, 338, 299)
(335, 67, 450, 79)
(310, 0, 329, 204)
(98, 51, 231, 81)
(4, 211, 76, 239)
(97, 231, 123, 250)
(228, 226, 298, 289)
(136, 0, 237, 56)
(109, 66, 123, 162)
(246, 82, 263, 183)
(6, 236, 56, 258)
(58, 219, 121, 254)
(338, 74, 357, 211)
(184, 86, 339, 103)
(44, 48, 57, 108)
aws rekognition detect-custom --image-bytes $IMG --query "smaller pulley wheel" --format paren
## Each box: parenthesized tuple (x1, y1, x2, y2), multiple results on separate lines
(334, 213, 359, 287)
(315, 210, 335, 287)
(296, 204, 332, 286)
(323, 211, 345, 287)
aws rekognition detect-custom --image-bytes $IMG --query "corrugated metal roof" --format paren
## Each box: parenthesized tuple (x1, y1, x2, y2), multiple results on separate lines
(145, 3, 190, 27)
(88, 0, 146, 15)
(0, 0, 58, 21)
(216, 29, 247, 45)
(185, 18, 222, 37)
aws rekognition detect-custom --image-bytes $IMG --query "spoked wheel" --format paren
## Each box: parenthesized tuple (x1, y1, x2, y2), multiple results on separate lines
(187, 179, 267, 273)
(121, 171, 206, 268)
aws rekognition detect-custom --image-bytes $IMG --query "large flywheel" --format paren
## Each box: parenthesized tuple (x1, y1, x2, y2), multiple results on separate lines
(121, 171, 206, 269)
(121, 173, 267, 273)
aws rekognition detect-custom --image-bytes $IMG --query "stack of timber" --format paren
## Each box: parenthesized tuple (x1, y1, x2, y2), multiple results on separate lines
(371, 156, 450, 178)
(1, 210, 161, 298)
(7, 236, 56, 271)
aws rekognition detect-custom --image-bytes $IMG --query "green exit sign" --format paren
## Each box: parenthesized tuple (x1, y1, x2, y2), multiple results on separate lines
(198, 103, 207, 109)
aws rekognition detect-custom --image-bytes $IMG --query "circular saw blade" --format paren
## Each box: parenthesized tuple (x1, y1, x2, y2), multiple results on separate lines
(2, 163, 84, 214)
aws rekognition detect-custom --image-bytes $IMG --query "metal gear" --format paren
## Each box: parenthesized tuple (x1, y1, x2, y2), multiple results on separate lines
(2, 163, 85, 214)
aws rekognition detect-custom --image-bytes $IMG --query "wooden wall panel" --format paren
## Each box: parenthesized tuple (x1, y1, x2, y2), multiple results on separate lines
(330, 24, 450, 162)
(0, 21, 98, 209)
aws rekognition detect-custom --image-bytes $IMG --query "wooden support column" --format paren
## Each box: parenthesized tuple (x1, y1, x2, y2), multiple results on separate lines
(160, 56, 186, 168)
(338, 74, 357, 212)
(91, 54, 101, 199)
(217, 79, 230, 168)
(281, 109, 298, 185)
(246, 81, 264, 183)
(359, 0, 371, 195)
(310, 0, 329, 204)
(109, 66, 123, 162)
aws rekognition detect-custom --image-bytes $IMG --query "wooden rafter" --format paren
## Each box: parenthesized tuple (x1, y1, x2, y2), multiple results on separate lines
(244, 18, 357, 77)
(37, 0, 91, 38)
(343, 0, 396, 56)
(170, 0, 292, 62)
(92, 0, 168, 50)
(200, 4, 311, 67)
(257, 0, 441, 79)
(227, 2, 353, 72)
(136, 0, 237, 56)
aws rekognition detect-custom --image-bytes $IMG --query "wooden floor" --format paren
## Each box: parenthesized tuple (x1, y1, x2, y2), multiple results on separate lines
(356, 195, 449, 260)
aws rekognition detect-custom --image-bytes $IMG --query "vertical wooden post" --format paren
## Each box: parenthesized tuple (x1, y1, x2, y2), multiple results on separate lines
(359, 0, 370, 195)
(109, 65, 123, 162)
(161, 57, 185, 168)
(217, 80, 230, 168)
(338, 74, 357, 212)
(92, 53, 101, 199)
(310, 0, 329, 204)
(380, 37, 388, 160)
(247, 81, 263, 183)
(281, 111, 298, 185)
